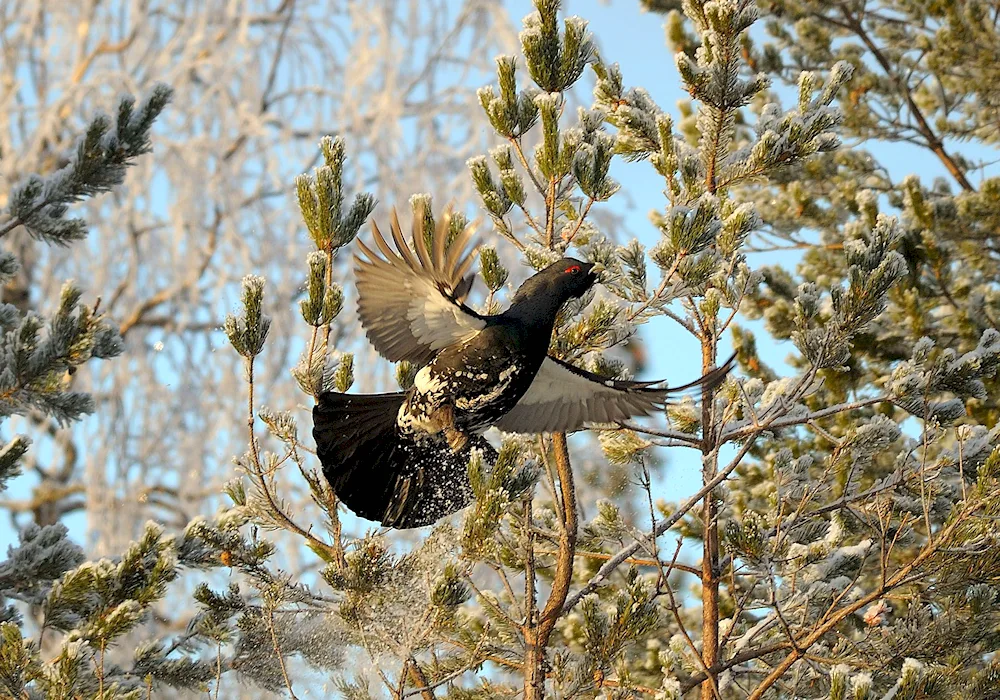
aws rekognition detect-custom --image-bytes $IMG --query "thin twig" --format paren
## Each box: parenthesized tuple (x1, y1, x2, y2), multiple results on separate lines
(266, 604, 298, 700)
(535, 548, 701, 576)
(566, 364, 827, 611)
(545, 177, 557, 247)
(561, 196, 595, 245)
(660, 540, 723, 700)
(744, 504, 976, 699)
(840, 8, 975, 192)
(214, 641, 223, 700)
(627, 254, 685, 323)
(243, 357, 340, 560)
(402, 632, 491, 699)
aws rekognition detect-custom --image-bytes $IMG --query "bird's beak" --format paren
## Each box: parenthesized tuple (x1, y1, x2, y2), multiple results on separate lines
(589, 262, 605, 282)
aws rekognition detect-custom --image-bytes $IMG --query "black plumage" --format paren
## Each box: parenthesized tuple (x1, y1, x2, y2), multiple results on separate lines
(313, 392, 491, 527)
(313, 208, 734, 528)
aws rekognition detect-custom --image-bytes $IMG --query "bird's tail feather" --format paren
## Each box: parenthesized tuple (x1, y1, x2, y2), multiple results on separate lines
(313, 392, 494, 528)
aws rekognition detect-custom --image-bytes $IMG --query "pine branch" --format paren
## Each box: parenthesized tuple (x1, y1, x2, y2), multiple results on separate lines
(840, 9, 974, 192)
(564, 367, 822, 612)
(745, 502, 976, 699)
(0, 85, 173, 244)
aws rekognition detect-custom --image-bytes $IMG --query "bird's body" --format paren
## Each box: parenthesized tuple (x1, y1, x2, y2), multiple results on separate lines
(313, 208, 734, 528)
(399, 310, 556, 447)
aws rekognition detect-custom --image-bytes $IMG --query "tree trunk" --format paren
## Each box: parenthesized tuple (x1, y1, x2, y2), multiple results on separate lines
(523, 433, 577, 699)
(523, 624, 546, 700)
(700, 340, 720, 700)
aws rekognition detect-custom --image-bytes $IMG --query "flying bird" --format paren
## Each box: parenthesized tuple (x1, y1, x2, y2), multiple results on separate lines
(313, 209, 734, 528)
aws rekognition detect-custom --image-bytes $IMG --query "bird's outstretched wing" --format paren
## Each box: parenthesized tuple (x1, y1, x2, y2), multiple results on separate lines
(355, 207, 486, 366)
(493, 352, 736, 434)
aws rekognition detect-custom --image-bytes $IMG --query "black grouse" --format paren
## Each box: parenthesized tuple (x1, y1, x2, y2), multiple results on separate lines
(313, 208, 734, 528)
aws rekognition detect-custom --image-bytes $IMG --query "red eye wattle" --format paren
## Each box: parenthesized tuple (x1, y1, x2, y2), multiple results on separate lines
(565, 265, 582, 275)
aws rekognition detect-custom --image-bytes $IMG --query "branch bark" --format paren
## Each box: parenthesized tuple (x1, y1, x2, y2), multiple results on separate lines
(699, 337, 720, 700)
(405, 660, 437, 700)
(523, 432, 577, 700)
(745, 503, 969, 699)
(841, 9, 974, 192)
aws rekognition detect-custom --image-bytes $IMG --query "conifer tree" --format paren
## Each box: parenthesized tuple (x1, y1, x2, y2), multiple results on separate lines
(0, 85, 343, 700)
(639, 0, 1000, 694)
(0, 86, 222, 698)
(0, 0, 519, 563)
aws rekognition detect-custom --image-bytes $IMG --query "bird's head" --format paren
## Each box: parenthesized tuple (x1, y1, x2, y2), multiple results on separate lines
(511, 257, 603, 306)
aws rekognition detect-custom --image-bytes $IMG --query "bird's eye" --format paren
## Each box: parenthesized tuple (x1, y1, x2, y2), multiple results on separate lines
(565, 265, 581, 275)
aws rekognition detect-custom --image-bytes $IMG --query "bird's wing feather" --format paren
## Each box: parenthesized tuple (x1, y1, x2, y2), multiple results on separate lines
(494, 352, 736, 434)
(355, 207, 486, 365)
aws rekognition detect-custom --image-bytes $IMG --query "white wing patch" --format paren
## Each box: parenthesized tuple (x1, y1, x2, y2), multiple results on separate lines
(494, 357, 664, 434)
(405, 276, 483, 351)
(355, 207, 485, 365)
(494, 353, 736, 435)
